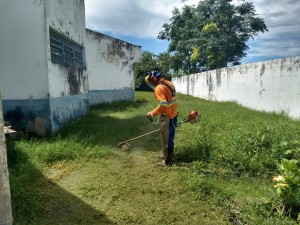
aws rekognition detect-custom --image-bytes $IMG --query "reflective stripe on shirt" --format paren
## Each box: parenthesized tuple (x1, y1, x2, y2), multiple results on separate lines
(159, 98, 177, 107)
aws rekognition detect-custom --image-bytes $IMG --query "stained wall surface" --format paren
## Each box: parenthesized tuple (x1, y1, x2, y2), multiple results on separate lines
(0, 0, 140, 133)
(85, 29, 141, 105)
(44, 0, 89, 131)
(0, 0, 50, 131)
(172, 56, 300, 119)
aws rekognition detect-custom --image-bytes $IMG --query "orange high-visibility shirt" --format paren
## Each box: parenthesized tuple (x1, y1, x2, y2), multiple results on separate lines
(151, 78, 178, 119)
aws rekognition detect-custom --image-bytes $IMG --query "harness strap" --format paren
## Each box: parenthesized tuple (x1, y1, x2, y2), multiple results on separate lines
(159, 81, 176, 98)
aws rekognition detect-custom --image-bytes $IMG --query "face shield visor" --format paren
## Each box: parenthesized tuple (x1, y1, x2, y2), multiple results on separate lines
(145, 75, 155, 90)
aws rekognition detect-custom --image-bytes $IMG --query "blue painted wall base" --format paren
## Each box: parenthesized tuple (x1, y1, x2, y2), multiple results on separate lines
(3, 99, 51, 131)
(2, 90, 134, 134)
(89, 89, 135, 106)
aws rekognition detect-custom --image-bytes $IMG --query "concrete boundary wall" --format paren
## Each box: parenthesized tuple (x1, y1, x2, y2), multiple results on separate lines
(172, 56, 300, 119)
(0, 93, 12, 225)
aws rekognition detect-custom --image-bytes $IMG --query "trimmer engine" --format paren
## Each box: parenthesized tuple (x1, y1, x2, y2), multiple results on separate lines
(181, 110, 201, 126)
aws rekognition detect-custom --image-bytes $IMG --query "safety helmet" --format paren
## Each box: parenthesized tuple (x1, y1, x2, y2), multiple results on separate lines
(145, 70, 162, 90)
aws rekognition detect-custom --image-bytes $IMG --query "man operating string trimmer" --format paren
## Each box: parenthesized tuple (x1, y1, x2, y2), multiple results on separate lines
(145, 70, 178, 166)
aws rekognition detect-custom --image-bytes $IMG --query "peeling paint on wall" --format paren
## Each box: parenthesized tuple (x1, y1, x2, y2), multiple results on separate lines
(85, 28, 141, 98)
(1, 0, 140, 134)
(216, 69, 221, 87)
(260, 64, 265, 76)
(57, 65, 88, 95)
(67, 67, 83, 95)
(3, 99, 51, 132)
(85, 28, 140, 68)
(50, 94, 88, 132)
(172, 56, 300, 119)
(206, 73, 213, 93)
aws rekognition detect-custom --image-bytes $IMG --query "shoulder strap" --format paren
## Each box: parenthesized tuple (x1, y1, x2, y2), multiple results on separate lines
(159, 81, 176, 96)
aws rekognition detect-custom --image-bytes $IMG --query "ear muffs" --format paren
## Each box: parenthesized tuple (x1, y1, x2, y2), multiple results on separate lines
(151, 75, 157, 83)
(149, 71, 161, 83)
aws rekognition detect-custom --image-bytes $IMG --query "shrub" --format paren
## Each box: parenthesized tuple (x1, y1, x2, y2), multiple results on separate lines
(273, 158, 300, 219)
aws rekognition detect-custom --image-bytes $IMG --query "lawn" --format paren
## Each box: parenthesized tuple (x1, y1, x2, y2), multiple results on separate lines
(7, 91, 300, 224)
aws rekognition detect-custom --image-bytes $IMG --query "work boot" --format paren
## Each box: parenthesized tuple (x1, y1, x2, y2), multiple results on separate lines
(157, 160, 173, 166)
(157, 160, 167, 166)
(166, 153, 174, 166)
(157, 154, 164, 160)
(166, 159, 173, 166)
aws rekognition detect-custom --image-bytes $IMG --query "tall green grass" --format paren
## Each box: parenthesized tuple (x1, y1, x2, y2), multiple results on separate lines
(175, 94, 300, 178)
(6, 91, 300, 224)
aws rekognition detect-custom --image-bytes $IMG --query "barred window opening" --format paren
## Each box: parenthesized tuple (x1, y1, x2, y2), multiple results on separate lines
(50, 28, 85, 69)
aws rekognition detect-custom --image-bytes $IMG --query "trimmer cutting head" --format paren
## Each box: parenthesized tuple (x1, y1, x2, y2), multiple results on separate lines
(118, 142, 132, 151)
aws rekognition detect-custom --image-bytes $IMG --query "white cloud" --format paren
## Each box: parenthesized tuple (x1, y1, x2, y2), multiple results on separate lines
(85, 0, 198, 38)
(85, 0, 300, 63)
(241, 0, 300, 62)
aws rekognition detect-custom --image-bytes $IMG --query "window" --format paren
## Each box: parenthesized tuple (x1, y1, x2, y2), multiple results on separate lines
(50, 28, 85, 69)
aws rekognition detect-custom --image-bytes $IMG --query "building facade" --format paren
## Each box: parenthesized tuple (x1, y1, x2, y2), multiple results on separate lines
(0, 0, 141, 134)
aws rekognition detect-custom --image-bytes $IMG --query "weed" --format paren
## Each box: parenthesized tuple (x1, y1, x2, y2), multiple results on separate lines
(273, 158, 300, 219)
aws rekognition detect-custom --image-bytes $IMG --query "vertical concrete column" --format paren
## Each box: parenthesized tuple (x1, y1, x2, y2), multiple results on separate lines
(0, 92, 12, 225)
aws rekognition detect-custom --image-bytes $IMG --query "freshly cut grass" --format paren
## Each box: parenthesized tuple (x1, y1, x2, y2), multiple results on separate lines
(6, 91, 300, 224)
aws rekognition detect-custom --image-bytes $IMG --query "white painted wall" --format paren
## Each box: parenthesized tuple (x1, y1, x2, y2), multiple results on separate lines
(0, 0, 49, 100)
(45, 0, 88, 98)
(172, 56, 300, 119)
(85, 29, 141, 91)
(0, 0, 140, 132)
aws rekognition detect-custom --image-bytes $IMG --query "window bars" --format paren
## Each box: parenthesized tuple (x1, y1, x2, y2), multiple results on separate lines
(50, 28, 85, 69)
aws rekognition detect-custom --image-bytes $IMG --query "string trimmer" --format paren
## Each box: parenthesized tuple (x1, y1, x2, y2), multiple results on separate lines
(117, 110, 201, 150)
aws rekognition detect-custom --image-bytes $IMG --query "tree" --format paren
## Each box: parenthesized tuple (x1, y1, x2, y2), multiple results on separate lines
(158, 5, 198, 74)
(133, 51, 158, 90)
(158, 0, 268, 70)
(156, 52, 172, 77)
(134, 51, 177, 90)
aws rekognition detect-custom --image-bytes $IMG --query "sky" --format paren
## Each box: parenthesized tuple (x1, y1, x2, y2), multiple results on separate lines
(85, 0, 300, 65)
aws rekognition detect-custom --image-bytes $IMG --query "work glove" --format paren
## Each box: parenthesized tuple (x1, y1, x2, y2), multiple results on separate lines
(145, 112, 153, 121)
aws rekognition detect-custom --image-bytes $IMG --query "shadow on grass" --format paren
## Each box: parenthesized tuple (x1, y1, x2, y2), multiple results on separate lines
(55, 99, 160, 151)
(89, 98, 150, 113)
(7, 140, 116, 225)
(6, 99, 159, 224)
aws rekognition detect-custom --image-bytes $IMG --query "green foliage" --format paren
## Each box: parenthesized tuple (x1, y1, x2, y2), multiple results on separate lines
(158, 0, 268, 70)
(176, 123, 215, 163)
(273, 159, 300, 218)
(174, 96, 300, 179)
(187, 168, 297, 224)
(190, 47, 200, 63)
(9, 163, 44, 224)
(133, 51, 174, 89)
(133, 51, 157, 89)
(202, 22, 217, 33)
(158, 5, 200, 74)
(282, 140, 300, 160)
